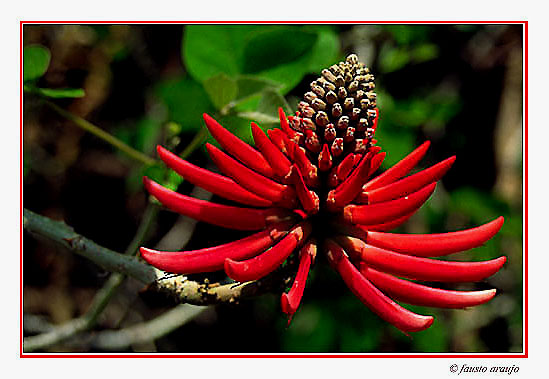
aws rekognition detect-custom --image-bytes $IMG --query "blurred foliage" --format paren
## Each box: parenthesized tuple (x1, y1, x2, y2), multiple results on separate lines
(23, 24, 523, 353)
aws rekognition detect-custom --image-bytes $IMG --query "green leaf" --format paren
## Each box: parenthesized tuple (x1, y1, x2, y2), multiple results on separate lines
(183, 25, 340, 94)
(215, 115, 254, 144)
(304, 26, 341, 73)
(236, 89, 292, 127)
(234, 75, 281, 103)
(182, 25, 261, 82)
(241, 28, 316, 74)
(379, 45, 410, 73)
(412, 43, 439, 63)
(156, 77, 215, 132)
(24, 45, 51, 82)
(34, 87, 85, 98)
(203, 73, 238, 110)
(257, 88, 292, 116)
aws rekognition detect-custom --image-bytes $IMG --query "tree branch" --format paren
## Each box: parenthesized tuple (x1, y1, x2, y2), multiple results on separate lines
(23, 208, 157, 284)
(71, 304, 207, 351)
(23, 208, 287, 315)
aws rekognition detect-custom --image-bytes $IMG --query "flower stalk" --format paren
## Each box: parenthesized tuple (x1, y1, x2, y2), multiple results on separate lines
(138, 54, 507, 332)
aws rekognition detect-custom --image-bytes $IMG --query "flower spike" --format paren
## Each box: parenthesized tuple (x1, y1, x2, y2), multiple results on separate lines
(140, 53, 506, 333)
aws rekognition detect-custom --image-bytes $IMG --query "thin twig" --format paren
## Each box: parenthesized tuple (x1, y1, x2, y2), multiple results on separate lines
(72, 304, 207, 351)
(43, 99, 157, 166)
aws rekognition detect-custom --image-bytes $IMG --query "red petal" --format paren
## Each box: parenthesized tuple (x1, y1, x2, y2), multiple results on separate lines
(338, 236, 507, 283)
(203, 113, 274, 178)
(290, 165, 319, 214)
(281, 240, 316, 318)
(336, 153, 356, 182)
(157, 146, 272, 207)
(224, 222, 312, 282)
(287, 140, 319, 187)
(251, 122, 292, 179)
(366, 217, 505, 257)
(325, 240, 434, 333)
(367, 151, 386, 177)
(344, 183, 436, 225)
(359, 210, 416, 232)
(140, 221, 293, 274)
(278, 107, 300, 142)
(144, 177, 291, 231)
(360, 265, 497, 308)
(206, 143, 296, 207)
(267, 129, 289, 155)
(318, 143, 333, 172)
(327, 152, 374, 211)
(363, 141, 430, 191)
(360, 156, 455, 204)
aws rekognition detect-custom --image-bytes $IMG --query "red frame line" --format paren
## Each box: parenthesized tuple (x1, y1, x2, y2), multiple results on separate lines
(20, 20, 528, 359)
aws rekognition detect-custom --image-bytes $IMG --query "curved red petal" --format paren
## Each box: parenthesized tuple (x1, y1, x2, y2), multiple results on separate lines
(366, 216, 505, 257)
(140, 221, 293, 274)
(203, 113, 274, 178)
(157, 146, 272, 207)
(359, 210, 416, 232)
(327, 152, 374, 211)
(251, 122, 292, 179)
(281, 240, 316, 317)
(344, 183, 436, 225)
(363, 141, 430, 192)
(325, 240, 434, 333)
(206, 143, 296, 207)
(143, 177, 292, 231)
(360, 156, 456, 204)
(338, 236, 507, 283)
(367, 151, 386, 177)
(290, 165, 319, 214)
(361, 265, 497, 308)
(224, 222, 312, 282)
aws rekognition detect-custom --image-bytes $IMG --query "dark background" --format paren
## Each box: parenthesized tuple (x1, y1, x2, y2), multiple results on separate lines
(23, 24, 523, 353)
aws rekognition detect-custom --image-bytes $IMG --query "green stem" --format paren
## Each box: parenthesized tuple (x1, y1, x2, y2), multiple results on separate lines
(43, 99, 157, 166)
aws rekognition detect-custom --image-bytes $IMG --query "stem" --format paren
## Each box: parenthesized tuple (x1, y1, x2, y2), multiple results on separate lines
(23, 208, 157, 284)
(43, 99, 157, 166)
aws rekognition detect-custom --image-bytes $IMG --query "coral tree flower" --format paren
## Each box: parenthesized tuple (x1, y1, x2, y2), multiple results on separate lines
(140, 54, 506, 333)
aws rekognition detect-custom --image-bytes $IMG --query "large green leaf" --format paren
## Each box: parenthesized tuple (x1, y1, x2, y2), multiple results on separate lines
(234, 75, 282, 103)
(156, 77, 215, 132)
(203, 73, 238, 110)
(241, 28, 316, 73)
(183, 25, 340, 94)
(23, 45, 51, 82)
(182, 25, 261, 82)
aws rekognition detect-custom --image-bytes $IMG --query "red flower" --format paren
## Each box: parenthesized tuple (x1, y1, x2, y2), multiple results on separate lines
(140, 54, 505, 333)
